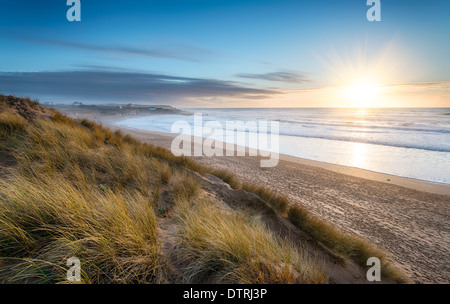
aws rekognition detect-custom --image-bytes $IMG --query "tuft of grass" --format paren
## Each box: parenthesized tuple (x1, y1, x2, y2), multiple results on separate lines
(209, 169, 241, 189)
(12, 118, 162, 196)
(173, 195, 328, 284)
(171, 171, 200, 201)
(0, 113, 28, 138)
(242, 182, 289, 214)
(52, 112, 78, 127)
(24, 97, 40, 107)
(0, 170, 159, 284)
(0, 113, 29, 155)
(160, 162, 171, 185)
(0, 109, 168, 283)
(288, 205, 409, 283)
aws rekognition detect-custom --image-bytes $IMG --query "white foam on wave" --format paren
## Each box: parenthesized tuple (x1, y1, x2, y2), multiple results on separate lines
(117, 108, 450, 184)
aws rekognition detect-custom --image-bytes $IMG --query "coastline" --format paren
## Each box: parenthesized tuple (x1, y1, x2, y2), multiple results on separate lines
(101, 115, 450, 196)
(65, 113, 450, 283)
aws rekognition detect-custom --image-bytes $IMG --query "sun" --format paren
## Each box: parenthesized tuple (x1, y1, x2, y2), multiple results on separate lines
(315, 39, 406, 107)
(343, 79, 383, 107)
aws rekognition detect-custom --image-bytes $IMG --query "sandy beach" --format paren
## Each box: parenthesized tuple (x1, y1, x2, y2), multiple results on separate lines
(62, 111, 450, 284)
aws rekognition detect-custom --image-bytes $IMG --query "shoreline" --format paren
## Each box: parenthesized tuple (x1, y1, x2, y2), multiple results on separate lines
(103, 116, 450, 196)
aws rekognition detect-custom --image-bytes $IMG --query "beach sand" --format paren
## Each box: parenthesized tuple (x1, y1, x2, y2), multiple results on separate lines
(68, 112, 450, 283)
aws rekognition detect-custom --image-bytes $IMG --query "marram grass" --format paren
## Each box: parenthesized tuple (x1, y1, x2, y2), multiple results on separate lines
(171, 187, 328, 284)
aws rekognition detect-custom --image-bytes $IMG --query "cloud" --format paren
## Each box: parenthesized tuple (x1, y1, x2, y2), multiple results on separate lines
(0, 70, 279, 104)
(8, 35, 216, 63)
(383, 81, 450, 88)
(236, 71, 311, 84)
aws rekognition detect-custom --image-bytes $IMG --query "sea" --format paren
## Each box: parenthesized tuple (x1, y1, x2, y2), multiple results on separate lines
(117, 108, 450, 185)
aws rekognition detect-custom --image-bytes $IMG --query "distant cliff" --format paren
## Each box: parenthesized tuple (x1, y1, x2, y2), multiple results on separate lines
(53, 102, 191, 117)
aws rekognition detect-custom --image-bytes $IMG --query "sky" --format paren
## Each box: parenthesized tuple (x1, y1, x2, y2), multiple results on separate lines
(0, 0, 449, 107)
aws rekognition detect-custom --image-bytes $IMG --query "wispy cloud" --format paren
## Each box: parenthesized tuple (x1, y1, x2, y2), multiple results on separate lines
(236, 71, 311, 84)
(382, 81, 450, 88)
(0, 70, 279, 104)
(8, 34, 216, 63)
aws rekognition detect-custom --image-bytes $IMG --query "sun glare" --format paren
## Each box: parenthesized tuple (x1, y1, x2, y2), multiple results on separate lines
(343, 79, 383, 107)
(315, 39, 409, 107)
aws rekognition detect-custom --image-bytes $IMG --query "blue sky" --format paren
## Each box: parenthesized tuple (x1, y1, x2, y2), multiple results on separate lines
(0, 0, 449, 107)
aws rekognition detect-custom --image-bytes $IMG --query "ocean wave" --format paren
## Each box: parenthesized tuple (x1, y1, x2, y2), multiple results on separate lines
(118, 111, 450, 153)
(276, 133, 450, 153)
(276, 120, 450, 134)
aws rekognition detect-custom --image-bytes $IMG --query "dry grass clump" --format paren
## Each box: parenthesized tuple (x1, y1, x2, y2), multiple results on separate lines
(0, 113, 29, 156)
(0, 112, 164, 283)
(0, 171, 158, 283)
(0, 113, 28, 137)
(241, 182, 289, 214)
(13, 118, 162, 196)
(171, 182, 328, 284)
(209, 169, 241, 189)
(160, 162, 172, 185)
(171, 171, 200, 201)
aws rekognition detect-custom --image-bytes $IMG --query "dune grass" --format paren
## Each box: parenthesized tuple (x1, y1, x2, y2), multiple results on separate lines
(209, 169, 241, 190)
(0, 171, 158, 283)
(0, 112, 163, 283)
(2, 106, 318, 284)
(171, 179, 328, 284)
(0, 113, 27, 137)
(241, 182, 290, 214)
(0, 113, 29, 154)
